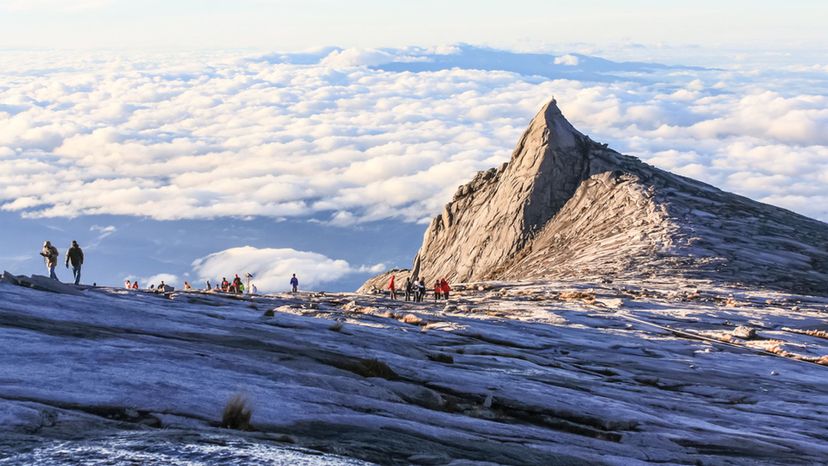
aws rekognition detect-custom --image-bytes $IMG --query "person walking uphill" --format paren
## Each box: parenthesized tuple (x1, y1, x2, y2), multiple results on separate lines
(65, 240, 84, 285)
(40, 241, 59, 280)
(290, 274, 299, 293)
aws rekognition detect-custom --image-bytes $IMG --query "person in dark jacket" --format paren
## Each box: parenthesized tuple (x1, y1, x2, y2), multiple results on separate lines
(40, 241, 59, 280)
(417, 279, 426, 302)
(65, 240, 84, 285)
(290, 274, 299, 293)
(404, 277, 412, 301)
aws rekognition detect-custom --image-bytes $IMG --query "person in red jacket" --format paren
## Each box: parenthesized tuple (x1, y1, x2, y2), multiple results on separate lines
(132, 281, 138, 289)
(388, 274, 397, 300)
(440, 278, 451, 300)
(434, 280, 442, 301)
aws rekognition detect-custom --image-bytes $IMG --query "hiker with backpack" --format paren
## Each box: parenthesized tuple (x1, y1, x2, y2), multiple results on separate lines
(65, 240, 84, 285)
(290, 274, 299, 293)
(40, 241, 59, 280)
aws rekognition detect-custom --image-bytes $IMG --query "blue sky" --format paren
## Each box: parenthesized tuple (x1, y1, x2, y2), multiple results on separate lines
(0, 3, 826, 291)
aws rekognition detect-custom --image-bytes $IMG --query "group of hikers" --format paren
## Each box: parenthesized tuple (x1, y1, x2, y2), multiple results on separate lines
(39, 239, 303, 295)
(40, 240, 84, 285)
(387, 275, 451, 302)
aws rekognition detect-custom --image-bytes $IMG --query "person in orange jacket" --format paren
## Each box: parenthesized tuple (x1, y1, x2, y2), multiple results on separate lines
(440, 278, 451, 300)
(434, 279, 442, 301)
(388, 274, 397, 300)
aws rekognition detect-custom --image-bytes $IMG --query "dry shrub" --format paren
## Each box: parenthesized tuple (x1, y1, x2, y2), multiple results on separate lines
(329, 320, 344, 332)
(263, 309, 275, 317)
(221, 394, 252, 431)
(558, 290, 596, 304)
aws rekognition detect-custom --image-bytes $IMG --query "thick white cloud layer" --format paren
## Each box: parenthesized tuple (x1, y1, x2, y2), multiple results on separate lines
(0, 47, 826, 224)
(191, 246, 375, 292)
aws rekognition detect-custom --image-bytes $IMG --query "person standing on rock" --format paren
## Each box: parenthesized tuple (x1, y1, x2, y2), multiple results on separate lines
(441, 278, 451, 300)
(434, 279, 442, 301)
(404, 277, 412, 301)
(40, 241, 60, 280)
(232, 274, 243, 294)
(65, 240, 84, 285)
(290, 274, 299, 293)
(418, 279, 426, 302)
(388, 274, 397, 300)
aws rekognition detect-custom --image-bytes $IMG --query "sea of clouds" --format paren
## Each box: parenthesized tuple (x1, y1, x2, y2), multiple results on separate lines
(1, 45, 826, 289)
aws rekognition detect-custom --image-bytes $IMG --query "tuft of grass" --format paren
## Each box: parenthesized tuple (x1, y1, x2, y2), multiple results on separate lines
(221, 394, 252, 431)
(329, 320, 344, 332)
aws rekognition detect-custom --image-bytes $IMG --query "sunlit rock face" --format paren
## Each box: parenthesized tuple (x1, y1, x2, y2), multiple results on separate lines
(408, 99, 828, 295)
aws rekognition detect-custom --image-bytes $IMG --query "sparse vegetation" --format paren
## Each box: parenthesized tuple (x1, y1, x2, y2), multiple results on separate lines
(263, 309, 275, 317)
(329, 320, 344, 332)
(221, 394, 252, 431)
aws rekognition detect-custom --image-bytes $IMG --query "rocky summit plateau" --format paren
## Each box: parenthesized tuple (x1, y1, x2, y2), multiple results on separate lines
(397, 99, 828, 296)
(2, 100, 828, 466)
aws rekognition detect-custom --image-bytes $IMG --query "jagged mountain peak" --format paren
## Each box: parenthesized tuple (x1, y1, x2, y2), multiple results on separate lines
(400, 99, 828, 295)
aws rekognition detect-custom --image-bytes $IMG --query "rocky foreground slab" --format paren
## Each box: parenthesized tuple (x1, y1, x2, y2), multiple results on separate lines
(1, 275, 826, 465)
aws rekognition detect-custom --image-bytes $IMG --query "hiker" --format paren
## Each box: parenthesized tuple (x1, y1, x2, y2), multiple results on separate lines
(65, 240, 84, 285)
(232, 274, 242, 294)
(441, 278, 451, 300)
(404, 277, 412, 301)
(290, 274, 299, 293)
(250, 283, 258, 295)
(206, 280, 211, 291)
(418, 279, 427, 302)
(388, 274, 397, 300)
(132, 281, 138, 289)
(40, 241, 59, 280)
(434, 280, 442, 300)
(125, 280, 132, 289)
(157, 281, 166, 293)
(221, 277, 229, 292)
(184, 281, 192, 290)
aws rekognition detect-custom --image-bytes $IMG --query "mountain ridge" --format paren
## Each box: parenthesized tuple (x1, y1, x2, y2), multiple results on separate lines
(397, 98, 828, 295)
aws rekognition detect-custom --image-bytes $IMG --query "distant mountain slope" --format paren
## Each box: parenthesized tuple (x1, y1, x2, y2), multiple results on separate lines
(404, 99, 828, 294)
